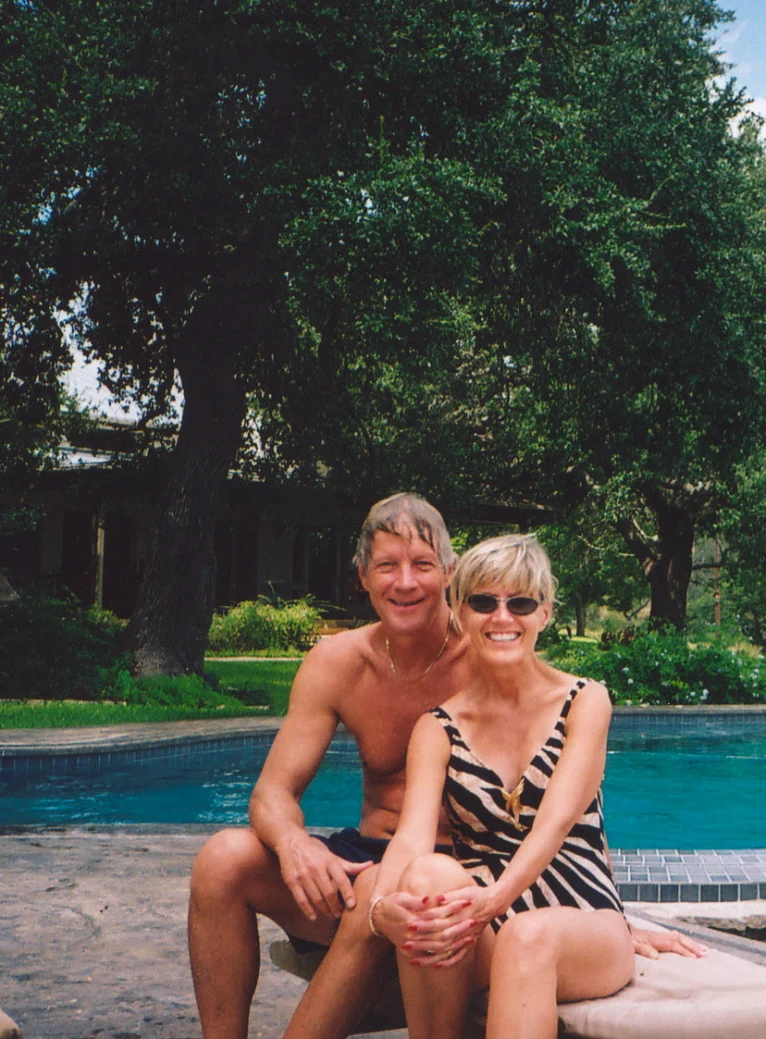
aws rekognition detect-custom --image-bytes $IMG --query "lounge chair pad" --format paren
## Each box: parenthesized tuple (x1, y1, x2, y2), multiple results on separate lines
(557, 914, 766, 1039)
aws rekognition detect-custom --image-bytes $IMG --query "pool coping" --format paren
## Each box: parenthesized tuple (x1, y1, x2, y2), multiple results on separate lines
(2, 708, 766, 905)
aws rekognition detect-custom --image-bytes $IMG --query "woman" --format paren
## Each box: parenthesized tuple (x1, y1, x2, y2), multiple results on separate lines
(367, 534, 634, 1039)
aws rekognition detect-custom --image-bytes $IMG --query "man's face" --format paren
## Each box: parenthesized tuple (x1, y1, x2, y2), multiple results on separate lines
(358, 529, 450, 632)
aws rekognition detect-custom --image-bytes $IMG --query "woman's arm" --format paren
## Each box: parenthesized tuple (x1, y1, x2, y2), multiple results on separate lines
(446, 682, 614, 924)
(368, 712, 450, 938)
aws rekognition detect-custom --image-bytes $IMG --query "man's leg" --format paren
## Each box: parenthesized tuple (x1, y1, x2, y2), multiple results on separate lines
(282, 867, 395, 1039)
(188, 827, 336, 1039)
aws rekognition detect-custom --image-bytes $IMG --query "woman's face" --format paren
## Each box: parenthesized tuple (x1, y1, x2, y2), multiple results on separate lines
(459, 584, 553, 665)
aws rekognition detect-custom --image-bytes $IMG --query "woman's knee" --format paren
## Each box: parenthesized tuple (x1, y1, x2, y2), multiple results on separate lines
(398, 853, 468, 897)
(495, 910, 557, 969)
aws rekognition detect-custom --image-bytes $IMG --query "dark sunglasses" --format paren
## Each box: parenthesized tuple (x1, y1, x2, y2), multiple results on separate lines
(465, 594, 541, 616)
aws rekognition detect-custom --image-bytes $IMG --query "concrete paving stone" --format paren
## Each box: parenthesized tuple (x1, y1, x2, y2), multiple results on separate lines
(0, 829, 319, 1039)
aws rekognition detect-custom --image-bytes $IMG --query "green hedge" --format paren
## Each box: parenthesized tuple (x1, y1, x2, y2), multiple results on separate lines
(0, 590, 128, 700)
(207, 596, 322, 654)
(544, 626, 766, 705)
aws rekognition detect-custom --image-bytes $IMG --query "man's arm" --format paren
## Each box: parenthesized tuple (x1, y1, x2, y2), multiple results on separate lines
(249, 637, 372, 921)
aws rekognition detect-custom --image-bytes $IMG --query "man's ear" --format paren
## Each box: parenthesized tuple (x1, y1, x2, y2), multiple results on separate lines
(358, 565, 370, 592)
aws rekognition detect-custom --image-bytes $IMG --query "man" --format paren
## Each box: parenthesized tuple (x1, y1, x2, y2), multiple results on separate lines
(188, 493, 703, 1039)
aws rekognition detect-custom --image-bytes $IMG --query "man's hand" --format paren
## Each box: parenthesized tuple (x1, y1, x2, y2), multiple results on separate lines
(630, 924, 708, 959)
(278, 834, 372, 921)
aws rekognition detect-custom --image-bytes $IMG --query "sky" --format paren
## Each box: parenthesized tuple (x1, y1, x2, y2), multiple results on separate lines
(717, 0, 766, 121)
(65, 2, 766, 421)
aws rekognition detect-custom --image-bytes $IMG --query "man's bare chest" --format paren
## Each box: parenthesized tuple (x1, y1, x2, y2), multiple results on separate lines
(339, 679, 445, 778)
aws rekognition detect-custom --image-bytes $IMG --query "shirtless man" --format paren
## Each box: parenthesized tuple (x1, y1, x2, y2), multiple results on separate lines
(188, 493, 704, 1039)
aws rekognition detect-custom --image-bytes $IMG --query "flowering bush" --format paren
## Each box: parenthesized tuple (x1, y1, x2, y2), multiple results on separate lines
(543, 626, 766, 705)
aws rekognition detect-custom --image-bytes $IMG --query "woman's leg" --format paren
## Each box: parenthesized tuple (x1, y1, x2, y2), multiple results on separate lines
(394, 853, 487, 1039)
(485, 907, 634, 1039)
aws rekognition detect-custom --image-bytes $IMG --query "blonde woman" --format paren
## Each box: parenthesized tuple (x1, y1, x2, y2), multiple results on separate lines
(368, 534, 634, 1039)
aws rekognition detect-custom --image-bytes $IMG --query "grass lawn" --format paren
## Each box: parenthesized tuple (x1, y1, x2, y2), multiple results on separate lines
(0, 658, 303, 729)
(205, 658, 301, 715)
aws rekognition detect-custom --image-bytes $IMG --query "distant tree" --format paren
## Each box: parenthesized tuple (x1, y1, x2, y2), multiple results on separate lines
(717, 456, 766, 646)
(285, 0, 766, 631)
(537, 513, 645, 636)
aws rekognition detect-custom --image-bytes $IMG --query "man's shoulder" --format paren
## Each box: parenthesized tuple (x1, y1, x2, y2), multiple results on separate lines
(298, 621, 379, 679)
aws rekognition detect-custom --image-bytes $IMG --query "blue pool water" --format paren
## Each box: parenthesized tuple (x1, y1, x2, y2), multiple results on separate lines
(2, 731, 766, 848)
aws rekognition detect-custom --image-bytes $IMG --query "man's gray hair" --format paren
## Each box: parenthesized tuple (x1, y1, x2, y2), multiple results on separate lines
(353, 493, 456, 573)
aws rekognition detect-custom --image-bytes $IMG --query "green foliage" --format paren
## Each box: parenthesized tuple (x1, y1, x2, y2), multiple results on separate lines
(537, 514, 646, 631)
(717, 454, 766, 646)
(112, 671, 243, 710)
(0, 658, 299, 725)
(0, 591, 128, 700)
(207, 597, 322, 654)
(544, 626, 766, 705)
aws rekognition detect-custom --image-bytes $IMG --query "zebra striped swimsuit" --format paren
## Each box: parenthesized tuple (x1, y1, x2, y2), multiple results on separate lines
(429, 680, 623, 932)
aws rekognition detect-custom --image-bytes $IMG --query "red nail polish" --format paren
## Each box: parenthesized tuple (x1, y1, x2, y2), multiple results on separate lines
(422, 896, 429, 904)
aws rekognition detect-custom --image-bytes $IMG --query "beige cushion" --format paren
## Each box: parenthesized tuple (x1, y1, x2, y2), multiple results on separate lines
(558, 917, 766, 1039)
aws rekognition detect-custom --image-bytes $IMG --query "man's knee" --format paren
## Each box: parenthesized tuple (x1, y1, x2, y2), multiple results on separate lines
(399, 853, 466, 897)
(190, 826, 275, 906)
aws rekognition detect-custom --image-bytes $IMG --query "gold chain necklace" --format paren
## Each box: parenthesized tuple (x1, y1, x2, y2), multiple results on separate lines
(385, 615, 453, 684)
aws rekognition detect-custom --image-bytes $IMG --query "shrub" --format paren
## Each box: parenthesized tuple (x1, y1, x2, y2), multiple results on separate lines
(112, 670, 246, 710)
(207, 596, 322, 654)
(0, 590, 128, 700)
(543, 625, 766, 705)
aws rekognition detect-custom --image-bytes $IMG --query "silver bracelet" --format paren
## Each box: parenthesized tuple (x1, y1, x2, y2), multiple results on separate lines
(368, 895, 385, 938)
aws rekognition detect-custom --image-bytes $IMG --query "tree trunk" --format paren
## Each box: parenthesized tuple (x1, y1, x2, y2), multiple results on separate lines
(644, 491, 694, 631)
(574, 594, 587, 638)
(615, 487, 696, 632)
(123, 338, 247, 677)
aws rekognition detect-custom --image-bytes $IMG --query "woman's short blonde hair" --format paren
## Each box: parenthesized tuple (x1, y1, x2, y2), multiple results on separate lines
(450, 534, 557, 617)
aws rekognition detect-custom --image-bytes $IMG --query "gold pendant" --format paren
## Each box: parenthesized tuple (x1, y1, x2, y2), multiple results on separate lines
(501, 778, 527, 831)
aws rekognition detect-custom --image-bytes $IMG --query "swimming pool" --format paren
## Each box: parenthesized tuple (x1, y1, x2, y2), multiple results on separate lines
(2, 723, 765, 849)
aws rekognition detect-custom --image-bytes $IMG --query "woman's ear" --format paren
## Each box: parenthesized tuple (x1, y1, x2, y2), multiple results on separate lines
(539, 601, 554, 630)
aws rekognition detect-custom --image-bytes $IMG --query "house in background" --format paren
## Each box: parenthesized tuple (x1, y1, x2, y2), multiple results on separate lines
(0, 418, 364, 619)
(1, 417, 554, 620)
